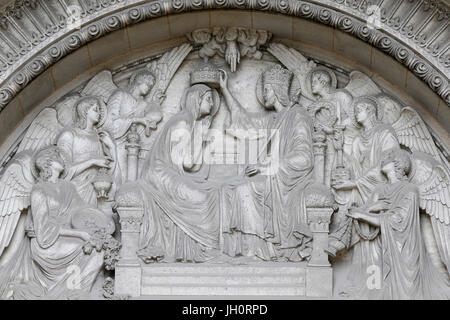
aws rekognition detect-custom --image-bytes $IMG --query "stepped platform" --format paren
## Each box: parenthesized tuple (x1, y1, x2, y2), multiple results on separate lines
(115, 261, 332, 298)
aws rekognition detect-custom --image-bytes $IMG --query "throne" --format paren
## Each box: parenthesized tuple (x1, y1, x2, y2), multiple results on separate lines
(112, 129, 335, 298)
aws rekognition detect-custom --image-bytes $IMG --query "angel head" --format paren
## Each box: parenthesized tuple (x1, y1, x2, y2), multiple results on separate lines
(129, 70, 155, 97)
(74, 96, 105, 129)
(311, 70, 332, 96)
(261, 65, 293, 110)
(353, 97, 379, 127)
(381, 148, 411, 182)
(35, 146, 65, 182)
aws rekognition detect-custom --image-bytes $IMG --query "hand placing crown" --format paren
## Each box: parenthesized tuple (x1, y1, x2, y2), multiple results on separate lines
(190, 62, 221, 88)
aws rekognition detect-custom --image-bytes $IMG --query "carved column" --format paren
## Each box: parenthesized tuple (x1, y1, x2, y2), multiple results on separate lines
(307, 207, 333, 267)
(306, 207, 334, 298)
(304, 183, 335, 298)
(125, 124, 141, 182)
(114, 205, 143, 297)
(312, 132, 327, 185)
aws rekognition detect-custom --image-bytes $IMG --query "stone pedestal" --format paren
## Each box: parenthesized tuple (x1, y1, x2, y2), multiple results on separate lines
(306, 207, 334, 297)
(114, 206, 143, 297)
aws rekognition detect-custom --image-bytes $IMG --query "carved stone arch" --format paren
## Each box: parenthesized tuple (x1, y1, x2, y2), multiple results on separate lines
(0, 1, 449, 300)
(0, 1, 448, 165)
(0, 1, 447, 106)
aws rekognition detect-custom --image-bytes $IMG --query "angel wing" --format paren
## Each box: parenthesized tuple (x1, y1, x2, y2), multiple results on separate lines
(267, 43, 317, 101)
(17, 108, 64, 153)
(0, 151, 35, 257)
(392, 107, 440, 159)
(145, 43, 193, 105)
(81, 70, 119, 103)
(344, 71, 382, 98)
(410, 152, 450, 272)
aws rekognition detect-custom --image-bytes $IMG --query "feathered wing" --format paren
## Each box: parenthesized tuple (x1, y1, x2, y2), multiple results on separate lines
(17, 108, 63, 153)
(410, 152, 450, 273)
(146, 43, 193, 105)
(267, 43, 317, 100)
(81, 70, 118, 103)
(344, 71, 382, 98)
(0, 151, 35, 257)
(392, 107, 440, 159)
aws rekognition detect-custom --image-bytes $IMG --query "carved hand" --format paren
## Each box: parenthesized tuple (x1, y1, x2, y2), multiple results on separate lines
(219, 69, 228, 91)
(333, 180, 357, 191)
(132, 118, 147, 126)
(79, 231, 91, 242)
(318, 122, 334, 135)
(90, 157, 111, 169)
(346, 208, 364, 220)
(245, 165, 260, 177)
(367, 199, 390, 213)
(225, 40, 240, 72)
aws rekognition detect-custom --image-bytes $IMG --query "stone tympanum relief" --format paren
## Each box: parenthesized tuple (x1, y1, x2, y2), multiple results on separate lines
(0, 28, 449, 299)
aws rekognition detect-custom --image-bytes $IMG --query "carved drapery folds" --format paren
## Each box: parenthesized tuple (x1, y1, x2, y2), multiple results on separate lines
(0, 24, 449, 299)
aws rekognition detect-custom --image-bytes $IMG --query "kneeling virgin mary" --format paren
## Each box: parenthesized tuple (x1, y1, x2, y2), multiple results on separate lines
(136, 82, 221, 263)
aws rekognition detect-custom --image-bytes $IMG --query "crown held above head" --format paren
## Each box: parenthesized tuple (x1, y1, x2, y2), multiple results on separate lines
(262, 65, 293, 88)
(190, 62, 221, 88)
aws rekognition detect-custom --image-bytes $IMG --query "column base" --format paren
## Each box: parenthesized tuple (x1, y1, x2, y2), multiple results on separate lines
(306, 265, 333, 298)
(114, 261, 142, 298)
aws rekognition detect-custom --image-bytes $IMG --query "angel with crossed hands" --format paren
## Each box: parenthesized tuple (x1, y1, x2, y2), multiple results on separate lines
(342, 148, 450, 299)
(267, 42, 450, 286)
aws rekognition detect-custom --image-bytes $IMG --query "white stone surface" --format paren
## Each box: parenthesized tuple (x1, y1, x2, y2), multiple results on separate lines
(0, 31, 449, 301)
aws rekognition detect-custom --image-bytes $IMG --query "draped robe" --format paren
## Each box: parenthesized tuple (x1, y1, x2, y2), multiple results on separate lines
(221, 105, 315, 261)
(137, 110, 220, 263)
(337, 123, 400, 294)
(355, 182, 450, 299)
(12, 181, 106, 299)
(56, 127, 115, 206)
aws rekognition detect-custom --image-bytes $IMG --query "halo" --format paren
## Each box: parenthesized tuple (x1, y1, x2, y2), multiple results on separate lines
(31, 145, 69, 180)
(72, 95, 108, 128)
(255, 66, 301, 106)
(210, 88, 221, 117)
(303, 66, 338, 101)
(352, 95, 382, 121)
(180, 84, 221, 117)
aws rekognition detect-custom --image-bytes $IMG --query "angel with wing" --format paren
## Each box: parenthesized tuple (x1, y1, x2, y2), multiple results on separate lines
(344, 148, 450, 299)
(267, 43, 382, 184)
(82, 43, 193, 181)
(0, 146, 114, 299)
(327, 95, 450, 274)
(268, 42, 450, 287)
(12, 95, 118, 207)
